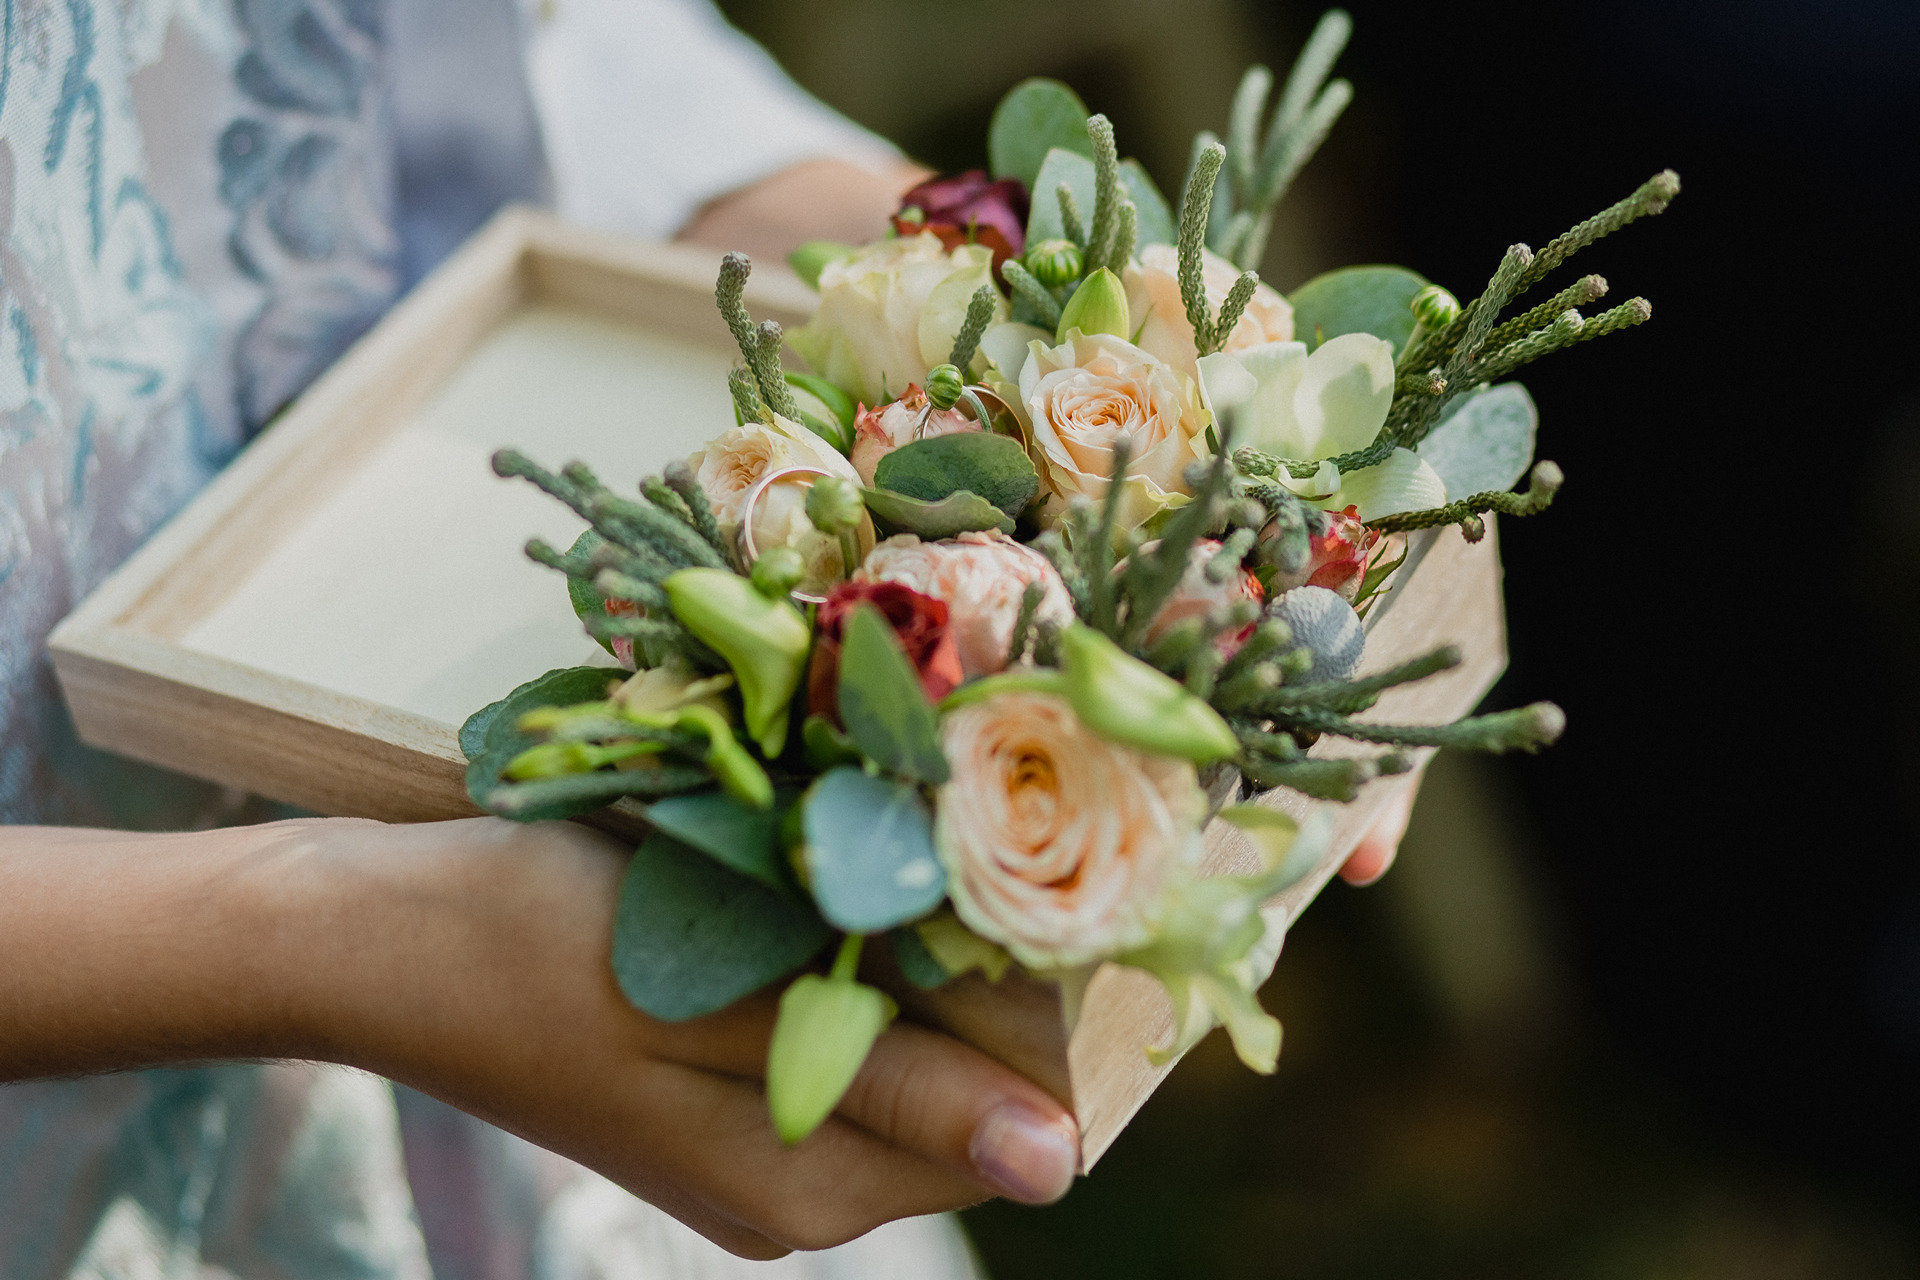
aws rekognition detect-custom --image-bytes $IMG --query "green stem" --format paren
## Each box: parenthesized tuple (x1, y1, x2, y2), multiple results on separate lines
(831, 933, 865, 982)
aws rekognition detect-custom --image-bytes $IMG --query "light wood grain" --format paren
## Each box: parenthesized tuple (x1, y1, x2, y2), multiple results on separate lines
(50, 206, 1507, 1171)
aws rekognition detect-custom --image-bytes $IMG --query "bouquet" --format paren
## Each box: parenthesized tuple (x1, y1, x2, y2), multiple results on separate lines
(463, 11, 1675, 1144)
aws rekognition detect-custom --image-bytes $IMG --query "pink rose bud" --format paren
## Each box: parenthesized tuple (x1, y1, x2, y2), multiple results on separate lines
(1267, 505, 1381, 603)
(1137, 538, 1266, 656)
(848, 387, 981, 486)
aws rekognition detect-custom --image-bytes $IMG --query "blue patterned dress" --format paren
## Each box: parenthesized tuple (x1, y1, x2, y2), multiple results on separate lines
(0, 1, 977, 1274)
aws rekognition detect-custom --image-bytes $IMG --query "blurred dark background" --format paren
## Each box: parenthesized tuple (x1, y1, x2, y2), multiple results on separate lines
(717, 0, 1920, 1275)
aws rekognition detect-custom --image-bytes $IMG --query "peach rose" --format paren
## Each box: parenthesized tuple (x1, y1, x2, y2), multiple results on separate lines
(1017, 331, 1211, 530)
(936, 692, 1205, 968)
(1123, 243, 1293, 380)
(687, 415, 864, 587)
(849, 387, 980, 486)
(854, 530, 1075, 678)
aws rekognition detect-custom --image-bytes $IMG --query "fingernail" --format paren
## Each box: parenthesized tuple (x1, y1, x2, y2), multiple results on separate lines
(969, 1103, 1079, 1204)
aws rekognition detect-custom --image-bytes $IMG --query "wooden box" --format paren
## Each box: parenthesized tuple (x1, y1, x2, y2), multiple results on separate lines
(49, 208, 1505, 1170)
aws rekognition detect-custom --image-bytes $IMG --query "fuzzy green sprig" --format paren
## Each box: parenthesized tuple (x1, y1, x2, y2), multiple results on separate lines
(949, 284, 998, 371)
(1369, 462, 1564, 542)
(716, 253, 799, 421)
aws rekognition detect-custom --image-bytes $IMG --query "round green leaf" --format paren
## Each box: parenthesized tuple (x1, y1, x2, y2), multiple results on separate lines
(644, 790, 800, 894)
(988, 79, 1092, 190)
(802, 767, 947, 933)
(1287, 265, 1429, 355)
(860, 487, 1013, 539)
(1416, 383, 1538, 497)
(613, 832, 833, 1022)
(873, 432, 1039, 519)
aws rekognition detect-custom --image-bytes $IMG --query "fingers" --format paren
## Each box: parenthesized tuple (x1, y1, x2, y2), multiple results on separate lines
(1339, 777, 1419, 886)
(836, 1020, 1079, 1205)
(595, 1060, 992, 1255)
(649, 992, 1080, 1206)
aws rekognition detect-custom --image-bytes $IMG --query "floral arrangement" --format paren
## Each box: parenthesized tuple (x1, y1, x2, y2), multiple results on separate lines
(463, 11, 1676, 1144)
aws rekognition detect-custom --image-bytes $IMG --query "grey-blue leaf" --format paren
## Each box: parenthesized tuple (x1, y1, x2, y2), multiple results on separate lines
(1026, 148, 1096, 247)
(803, 768, 947, 933)
(1271, 586, 1366, 685)
(613, 833, 833, 1021)
(1418, 383, 1538, 498)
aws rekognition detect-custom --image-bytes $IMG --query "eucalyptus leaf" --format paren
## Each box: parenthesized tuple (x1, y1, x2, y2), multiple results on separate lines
(860, 487, 1013, 538)
(1027, 148, 1174, 251)
(644, 790, 801, 893)
(460, 665, 622, 763)
(613, 832, 833, 1021)
(802, 768, 947, 933)
(1417, 383, 1538, 497)
(873, 432, 1038, 519)
(1118, 160, 1175, 246)
(1026, 147, 1095, 247)
(837, 606, 949, 783)
(988, 79, 1091, 190)
(1288, 265, 1429, 354)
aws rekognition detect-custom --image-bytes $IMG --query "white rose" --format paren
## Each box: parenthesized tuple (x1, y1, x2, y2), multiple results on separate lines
(1018, 330, 1211, 530)
(1198, 333, 1448, 521)
(936, 692, 1205, 969)
(855, 530, 1075, 678)
(688, 415, 864, 585)
(787, 233, 1006, 407)
(848, 389, 980, 486)
(1124, 243, 1294, 380)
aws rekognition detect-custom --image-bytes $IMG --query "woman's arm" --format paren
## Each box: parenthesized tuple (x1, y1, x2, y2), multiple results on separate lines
(0, 817, 1077, 1258)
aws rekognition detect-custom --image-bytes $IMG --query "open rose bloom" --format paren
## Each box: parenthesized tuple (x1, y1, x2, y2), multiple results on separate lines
(472, 48, 1617, 1149)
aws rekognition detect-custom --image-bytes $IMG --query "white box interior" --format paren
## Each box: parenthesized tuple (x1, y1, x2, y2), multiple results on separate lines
(182, 303, 738, 725)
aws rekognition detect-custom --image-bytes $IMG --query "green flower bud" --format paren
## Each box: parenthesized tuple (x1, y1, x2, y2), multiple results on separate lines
(502, 739, 659, 779)
(765, 939, 897, 1144)
(805, 474, 866, 535)
(1055, 267, 1131, 343)
(1410, 284, 1460, 332)
(664, 568, 810, 757)
(671, 703, 775, 810)
(923, 362, 965, 412)
(1026, 238, 1083, 289)
(1059, 625, 1239, 764)
(750, 545, 806, 598)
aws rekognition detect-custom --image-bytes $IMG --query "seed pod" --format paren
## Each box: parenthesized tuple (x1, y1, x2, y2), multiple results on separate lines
(1060, 625, 1238, 764)
(1410, 284, 1461, 332)
(1026, 237, 1084, 288)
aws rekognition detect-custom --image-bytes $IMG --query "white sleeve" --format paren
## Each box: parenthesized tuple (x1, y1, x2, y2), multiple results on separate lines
(519, 0, 902, 239)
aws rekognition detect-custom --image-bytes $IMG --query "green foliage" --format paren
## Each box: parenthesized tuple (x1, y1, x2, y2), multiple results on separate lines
(460, 665, 620, 763)
(836, 605, 949, 783)
(802, 714, 863, 770)
(462, 666, 661, 821)
(1287, 265, 1428, 353)
(1027, 149, 1173, 251)
(860, 487, 1013, 538)
(644, 790, 800, 894)
(891, 925, 952, 990)
(612, 832, 833, 1022)
(784, 372, 856, 453)
(788, 240, 855, 289)
(561, 530, 617, 656)
(1416, 383, 1538, 498)
(874, 431, 1039, 521)
(801, 767, 946, 932)
(988, 78, 1093, 190)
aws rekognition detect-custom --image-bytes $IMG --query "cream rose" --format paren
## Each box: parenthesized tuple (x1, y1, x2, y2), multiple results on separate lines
(1018, 331, 1211, 529)
(936, 692, 1205, 969)
(1124, 243, 1293, 380)
(688, 415, 864, 585)
(849, 389, 980, 486)
(788, 233, 1006, 406)
(855, 530, 1074, 677)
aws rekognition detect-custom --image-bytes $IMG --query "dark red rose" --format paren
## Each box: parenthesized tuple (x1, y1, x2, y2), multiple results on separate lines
(808, 581, 965, 720)
(893, 170, 1029, 277)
